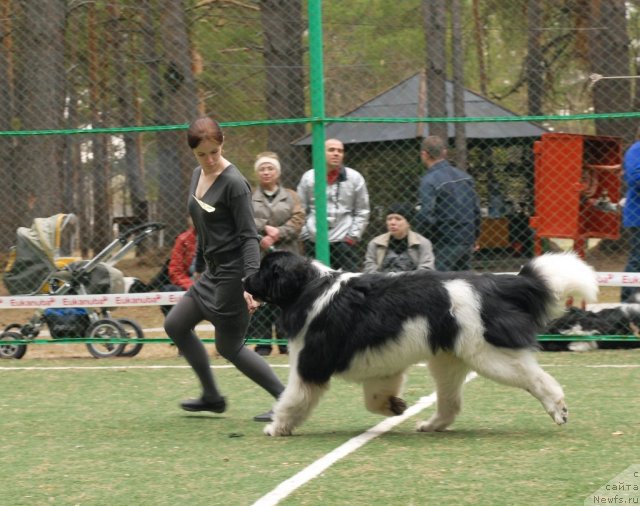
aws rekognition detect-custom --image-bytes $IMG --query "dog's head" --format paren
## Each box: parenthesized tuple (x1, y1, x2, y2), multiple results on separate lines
(244, 251, 330, 308)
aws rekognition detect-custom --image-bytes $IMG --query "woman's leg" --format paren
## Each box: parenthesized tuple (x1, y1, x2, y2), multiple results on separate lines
(164, 295, 223, 403)
(214, 316, 285, 400)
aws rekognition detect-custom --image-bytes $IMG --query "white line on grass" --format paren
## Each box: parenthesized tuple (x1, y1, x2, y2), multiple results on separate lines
(541, 364, 640, 368)
(251, 372, 478, 506)
(0, 364, 291, 371)
(1, 363, 637, 371)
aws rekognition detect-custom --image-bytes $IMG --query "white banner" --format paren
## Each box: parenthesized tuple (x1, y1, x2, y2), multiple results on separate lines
(0, 291, 185, 309)
(595, 272, 640, 287)
(0, 271, 637, 309)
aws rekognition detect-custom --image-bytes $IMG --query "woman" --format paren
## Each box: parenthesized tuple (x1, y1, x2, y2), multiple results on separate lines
(164, 117, 284, 422)
(249, 152, 305, 356)
(364, 203, 435, 273)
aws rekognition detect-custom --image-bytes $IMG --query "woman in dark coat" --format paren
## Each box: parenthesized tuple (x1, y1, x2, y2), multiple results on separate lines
(164, 117, 284, 422)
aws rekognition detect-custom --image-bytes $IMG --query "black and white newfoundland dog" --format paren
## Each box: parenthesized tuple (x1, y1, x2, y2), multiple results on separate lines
(243, 251, 598, 436)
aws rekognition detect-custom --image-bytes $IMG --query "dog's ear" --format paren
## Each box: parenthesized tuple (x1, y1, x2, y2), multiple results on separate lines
(261, 257, 298, 305)
(267, 255, 315, 307)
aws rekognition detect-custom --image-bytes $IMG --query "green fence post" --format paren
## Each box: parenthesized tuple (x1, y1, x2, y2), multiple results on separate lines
(307, 0, 329, 265)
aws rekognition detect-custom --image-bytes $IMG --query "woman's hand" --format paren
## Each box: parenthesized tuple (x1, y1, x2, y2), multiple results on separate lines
(260, 235, 275, 250)
(244, 291, 261, 314)
(264, 225, 280, 241)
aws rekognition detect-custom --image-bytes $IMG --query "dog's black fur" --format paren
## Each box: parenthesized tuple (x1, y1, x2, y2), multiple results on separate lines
(244, 251, 598, 436)
(250, 255, 555, 384)
(543, 305, 640, 351)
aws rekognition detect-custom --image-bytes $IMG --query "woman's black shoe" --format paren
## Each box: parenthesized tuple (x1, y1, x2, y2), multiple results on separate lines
(254, 346, 272, 356)
(180, 396, 227, 413)
(253, 409, 274, 422)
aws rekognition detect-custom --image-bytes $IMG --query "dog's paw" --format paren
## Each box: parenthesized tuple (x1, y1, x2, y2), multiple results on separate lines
(416, 415, 452, 432)
(389, 396, 407, 415)
(263, 423, 292, 437)
(549, 399, 568, 425)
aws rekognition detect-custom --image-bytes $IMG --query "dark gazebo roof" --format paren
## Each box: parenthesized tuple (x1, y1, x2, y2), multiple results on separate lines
(295, 72, 546, 145)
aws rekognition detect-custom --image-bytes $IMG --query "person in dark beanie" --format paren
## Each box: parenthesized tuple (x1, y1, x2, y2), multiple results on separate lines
(364, 202, 435, 273)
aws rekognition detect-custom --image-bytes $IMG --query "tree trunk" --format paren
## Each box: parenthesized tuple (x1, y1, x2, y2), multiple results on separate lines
(422, 0, 447, 141)
(471, 0, 487, 97)
(141, 0, 165, 219)
(155, 0, 199, 242)
(62, 70, 78, 214)
(0, 0, 15, 248)
(259, 0, 307, 188)
(106, 4, 149, 252)
(62, 12, 80, 218)
(634, 54, 640, 121)
(13, 0, 67, 222)
(526, 0, 544, 116)
(450, 0, 467, 169)
(88, 3, 111, 254)
(586, 0, 631, 142)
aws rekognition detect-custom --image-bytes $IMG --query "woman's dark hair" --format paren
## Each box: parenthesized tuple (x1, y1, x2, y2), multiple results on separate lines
(187, 117, 224, 148)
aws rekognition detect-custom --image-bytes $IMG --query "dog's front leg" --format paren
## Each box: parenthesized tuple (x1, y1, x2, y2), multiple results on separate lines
(264, 338, 330, 436)
(265, 372, 329, 437)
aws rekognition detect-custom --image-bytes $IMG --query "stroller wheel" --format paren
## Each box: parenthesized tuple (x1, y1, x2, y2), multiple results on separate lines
(116, 318, 144, 358)
(85, 319, 127, 359)
(0, 331, 28, 359)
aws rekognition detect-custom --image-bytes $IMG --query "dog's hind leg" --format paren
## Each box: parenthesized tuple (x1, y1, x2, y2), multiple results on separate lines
(362, 372, 407, 416)
(462, 346, 568, 425)
(417, 352, 470, 432)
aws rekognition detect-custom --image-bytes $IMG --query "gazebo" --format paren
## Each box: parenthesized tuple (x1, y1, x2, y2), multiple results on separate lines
(294, 71, 546, 146)
(294, 71, 548, 262)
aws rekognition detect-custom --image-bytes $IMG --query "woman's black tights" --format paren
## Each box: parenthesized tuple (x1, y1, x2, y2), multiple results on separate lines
(164, 295, 284, 402)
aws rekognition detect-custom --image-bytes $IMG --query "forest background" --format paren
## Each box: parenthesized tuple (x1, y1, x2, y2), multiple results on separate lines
(0, 0, 639, 273)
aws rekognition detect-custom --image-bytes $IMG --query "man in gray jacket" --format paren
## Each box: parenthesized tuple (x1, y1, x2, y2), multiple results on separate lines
(297, 138, 370, 271)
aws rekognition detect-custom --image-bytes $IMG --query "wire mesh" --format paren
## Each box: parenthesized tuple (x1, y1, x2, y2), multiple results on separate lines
(1, 0, 639, 303)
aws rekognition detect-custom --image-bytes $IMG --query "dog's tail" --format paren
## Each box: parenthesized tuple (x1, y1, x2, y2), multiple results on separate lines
(519, 252, 599, 320)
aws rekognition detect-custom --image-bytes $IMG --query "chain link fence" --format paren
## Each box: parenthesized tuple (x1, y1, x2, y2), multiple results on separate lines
(1, 0, 639, 306)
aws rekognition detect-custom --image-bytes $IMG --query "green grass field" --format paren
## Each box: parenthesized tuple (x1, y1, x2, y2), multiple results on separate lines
(1, 349, 638, 506)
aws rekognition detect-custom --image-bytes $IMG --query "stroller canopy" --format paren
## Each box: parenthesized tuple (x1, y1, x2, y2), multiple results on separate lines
(4, 214, 79, 295)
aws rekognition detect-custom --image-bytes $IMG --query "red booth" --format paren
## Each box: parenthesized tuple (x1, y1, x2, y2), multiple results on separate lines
(529, 133, 622, 258)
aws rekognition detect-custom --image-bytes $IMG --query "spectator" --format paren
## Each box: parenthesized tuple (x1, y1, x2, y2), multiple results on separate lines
(158, 218, 197, 317)
(249, 151, 305, 355)
(297, 138, 370, 271)
(364, 202, 435, 273)
(168, 217, 196, 290)
(415, 135, 481, 271)
(621, 127, 640, 302)
(163, 116, 284, 422)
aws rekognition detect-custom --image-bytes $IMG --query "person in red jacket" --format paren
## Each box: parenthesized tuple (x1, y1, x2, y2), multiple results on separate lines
(168, 217, 197, 290)
(160, 218, 196, 316)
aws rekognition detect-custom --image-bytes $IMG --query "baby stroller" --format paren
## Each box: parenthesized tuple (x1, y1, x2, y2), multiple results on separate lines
(1, 213, 163, 359)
